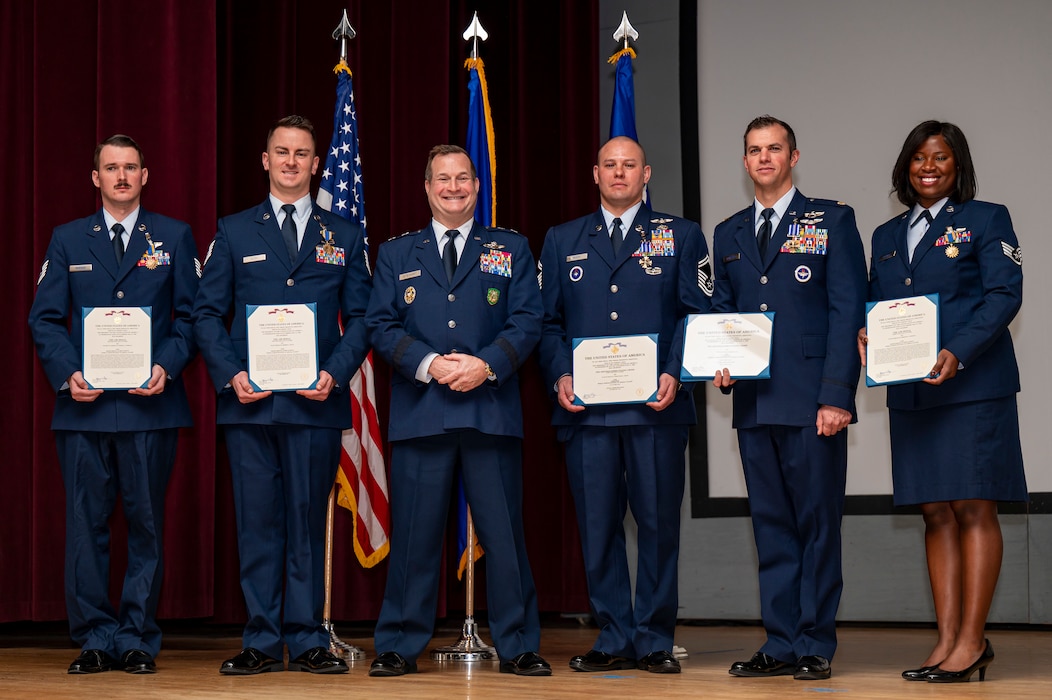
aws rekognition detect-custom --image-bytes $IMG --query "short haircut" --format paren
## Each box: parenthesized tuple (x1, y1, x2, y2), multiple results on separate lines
(425, 144, 476, 180)
(891, 120, 977, 207)
(266, 115, 316, 150)
(93, 134, 145, 170)
(596, 136, 647, 165)
(743, 115, 797, 154)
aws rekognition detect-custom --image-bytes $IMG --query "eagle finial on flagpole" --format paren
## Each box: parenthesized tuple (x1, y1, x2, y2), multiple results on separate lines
(332, 9, 356, 65)
(462, 10, 488, 60)
(613, 10, 638, 51)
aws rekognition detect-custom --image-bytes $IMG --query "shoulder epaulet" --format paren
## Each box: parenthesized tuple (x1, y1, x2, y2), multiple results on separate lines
(808, 197, 849, 208)
(395, 230, 418, 239)
(486, 225, 521, 235)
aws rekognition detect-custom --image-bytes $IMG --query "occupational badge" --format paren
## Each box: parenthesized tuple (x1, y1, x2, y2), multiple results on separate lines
(404, 286, 416, 304)
(794, 265, 812, 283)
(569, 265, 584, 282)
(487, 287, 500, 305)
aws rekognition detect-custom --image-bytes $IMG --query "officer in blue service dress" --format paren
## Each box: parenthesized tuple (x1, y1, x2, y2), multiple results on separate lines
(859, 121, 1026, 683)
(193, 116, 371, 675)
(712, 116, 867, 681)
(366, 145, 549, 678)
(538, 136, 712, 675)
(29, 134, 199, 675)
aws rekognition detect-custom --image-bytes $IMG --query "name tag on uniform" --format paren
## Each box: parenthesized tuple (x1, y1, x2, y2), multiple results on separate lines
(243, 253, 267, 264)
(566, 253, 588, 262)
(399, 269, 422, 281)
(69, 264, 93, 272)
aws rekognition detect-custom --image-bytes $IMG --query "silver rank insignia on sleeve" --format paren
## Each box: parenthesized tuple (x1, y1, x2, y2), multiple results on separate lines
(697, 255, 713, 297)
(37, 259, 49, 285)
(536, 260, 543, 290)
(1001, 241, 1022, 265)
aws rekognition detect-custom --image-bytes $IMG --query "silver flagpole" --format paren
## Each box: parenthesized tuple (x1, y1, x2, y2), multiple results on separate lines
(322, 9, 365, 662)
(431, 10, 496, 663)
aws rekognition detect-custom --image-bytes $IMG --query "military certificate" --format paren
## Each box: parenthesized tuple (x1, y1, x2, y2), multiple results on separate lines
(680, 312, 773, 380)
(572, 334, 658, 405)
(82, 306, 152, 389)
(865, 294, 940, 386)
(246, 303, 319, 391)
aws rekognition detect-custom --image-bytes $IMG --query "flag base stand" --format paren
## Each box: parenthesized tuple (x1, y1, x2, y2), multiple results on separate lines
(429, 509, 495, 662)
(325, 620, 366, 661)
(429, 616, 495, 661)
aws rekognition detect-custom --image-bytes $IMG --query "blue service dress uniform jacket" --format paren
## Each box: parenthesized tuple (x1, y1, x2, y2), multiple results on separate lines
(29, 208, 199, 659)
(192, 199, 370, 659)
(869, 199, 1022, 410)
(711, 191, 867, 662)
(538, 207, 711, 658)
(366, 221, 543, 662)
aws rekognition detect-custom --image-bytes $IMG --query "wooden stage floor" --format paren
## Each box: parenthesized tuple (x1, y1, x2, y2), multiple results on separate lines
(2, 621, 1050, 698)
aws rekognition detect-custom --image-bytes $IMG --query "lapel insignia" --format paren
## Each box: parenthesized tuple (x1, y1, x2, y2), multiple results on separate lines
(595, 225, 604, 232)
(93, 224, 102, 232)
(263, 212, 271, 220)
(138, 223, 147, 232)
(946, 205, 955, 213)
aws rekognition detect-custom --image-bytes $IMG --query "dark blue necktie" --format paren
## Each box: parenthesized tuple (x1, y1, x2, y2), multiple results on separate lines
(610, 217, 624, 255)
(281, 204, 298, 264)
(443, 230, 459, 282)
(111, 222, 126, 264)
(757, 208, 774, 258)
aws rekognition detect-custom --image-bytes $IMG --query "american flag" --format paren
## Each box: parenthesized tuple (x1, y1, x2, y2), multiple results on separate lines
(317, 62, 390, 568)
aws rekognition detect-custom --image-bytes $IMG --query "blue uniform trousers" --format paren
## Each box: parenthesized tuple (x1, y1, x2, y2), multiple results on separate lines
(225, 424, 340, 660)
(56, 428, 178, 659)
(374, 431, 540, 662)
(738, 425, 847, 661)
(564, 424, 688, 658)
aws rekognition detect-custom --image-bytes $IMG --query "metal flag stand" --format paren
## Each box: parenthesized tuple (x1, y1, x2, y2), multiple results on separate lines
(321, 10, 365, 662)
(431, 12, 496, 663)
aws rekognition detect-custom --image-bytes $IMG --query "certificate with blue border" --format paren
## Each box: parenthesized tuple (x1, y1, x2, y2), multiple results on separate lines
(246, 303, 319, 391)
(680, 312, 773, 381)
(571, 334, 658, 405)
(865, 294, 940, 386)
(82, 306, 152, 389)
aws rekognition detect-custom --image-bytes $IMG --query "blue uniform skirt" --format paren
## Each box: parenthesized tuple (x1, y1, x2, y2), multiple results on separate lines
(889, 395, 1027, 506)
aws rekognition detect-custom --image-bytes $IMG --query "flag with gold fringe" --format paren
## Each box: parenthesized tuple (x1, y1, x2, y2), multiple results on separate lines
(317, 59, 391, 568)
(454, 55, 495, 579)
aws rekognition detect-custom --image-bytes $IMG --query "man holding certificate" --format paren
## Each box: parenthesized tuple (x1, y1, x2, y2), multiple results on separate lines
(365, 145, 548, 678)
(538, 136, 711, 674)
(28, 135, 199, 674)
(712, 116, 866, 681)
(193, 116, 371, 675)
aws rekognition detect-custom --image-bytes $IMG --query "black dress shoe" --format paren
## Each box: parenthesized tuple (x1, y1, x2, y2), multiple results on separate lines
(369, 651, 417, 677)
(901, 663, 940, 681)
(288, 646, 348, 674)
(638, 650, 681, 674)
(569, 649, 636, 672)
(121, 649, 157, 674)
(68, 649, 119, 674)
(924, 639, 994, 683)
(728, 651, 794, 677)
(794, 655, 831, 680)
(499, 651, 552, 676)
(219, 647, 283, 675)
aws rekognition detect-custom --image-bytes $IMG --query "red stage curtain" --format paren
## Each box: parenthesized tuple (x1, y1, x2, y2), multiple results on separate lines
(4, 0, 596, 626)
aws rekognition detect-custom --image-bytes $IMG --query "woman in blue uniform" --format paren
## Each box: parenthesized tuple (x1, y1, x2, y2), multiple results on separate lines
(862, 121, 1027, 683)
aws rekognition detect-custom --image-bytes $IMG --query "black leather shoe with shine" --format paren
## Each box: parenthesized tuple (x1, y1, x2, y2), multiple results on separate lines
(569, 649, 636, 672)
(499, 651, 552, 676)
(369, 651, 417, 677)
(288, 646, 348, 674)
(924, 640, 994, 683)
(794, 655, 831, 680)
(121, 649, 157, 674)
(219, 647, 283, 675)
(68, 649, 119, 674)
(638, 650, 681, 673)
(728, 651, 794, 677)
